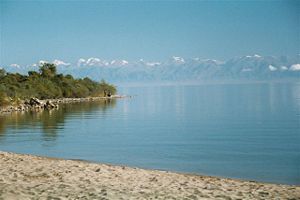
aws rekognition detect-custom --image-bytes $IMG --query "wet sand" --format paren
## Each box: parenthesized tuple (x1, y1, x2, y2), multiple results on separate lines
(0, 151, 299, 200)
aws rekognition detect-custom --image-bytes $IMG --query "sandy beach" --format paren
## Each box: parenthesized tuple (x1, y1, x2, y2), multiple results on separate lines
(0, 151, 299, 200)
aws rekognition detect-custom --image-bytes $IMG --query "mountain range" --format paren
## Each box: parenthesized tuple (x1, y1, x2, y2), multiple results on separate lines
(2, 55, 299, 83)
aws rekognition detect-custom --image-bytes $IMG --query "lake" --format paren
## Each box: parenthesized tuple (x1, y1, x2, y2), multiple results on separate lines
(0, 82, 299, 185)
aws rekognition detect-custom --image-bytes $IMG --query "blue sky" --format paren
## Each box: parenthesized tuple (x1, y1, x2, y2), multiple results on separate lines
(0, 0, 299, 66)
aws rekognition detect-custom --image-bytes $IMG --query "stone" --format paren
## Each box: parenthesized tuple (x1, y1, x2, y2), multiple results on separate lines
(44, 100, 56, 109)
(30, 98, 43, 106)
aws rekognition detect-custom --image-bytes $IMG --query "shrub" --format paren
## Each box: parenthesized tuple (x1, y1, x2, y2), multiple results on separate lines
(0, 63, 116, 106)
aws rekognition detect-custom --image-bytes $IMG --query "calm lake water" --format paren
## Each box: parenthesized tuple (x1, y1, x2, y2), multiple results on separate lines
(0, 83, 299, 185)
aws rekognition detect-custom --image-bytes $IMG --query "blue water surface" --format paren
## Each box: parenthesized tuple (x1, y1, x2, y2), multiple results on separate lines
(0, 82, 299, 185)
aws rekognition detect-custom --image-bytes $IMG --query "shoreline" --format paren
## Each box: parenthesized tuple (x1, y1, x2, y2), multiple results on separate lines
(61, 158, 298, 187)
(0, 151, 299, 199)
(0, 95, 127, 115)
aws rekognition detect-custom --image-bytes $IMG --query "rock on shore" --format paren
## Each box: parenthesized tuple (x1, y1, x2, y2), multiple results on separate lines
(0, 151, 299, 200)
(0, 95, 126, 114)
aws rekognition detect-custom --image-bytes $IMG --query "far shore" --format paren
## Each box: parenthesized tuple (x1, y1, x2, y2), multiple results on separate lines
(0, 151, 299, 199)
(0, 95, 128, 115)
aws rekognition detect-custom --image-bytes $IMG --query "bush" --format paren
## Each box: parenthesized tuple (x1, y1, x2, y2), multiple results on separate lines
(0, 63, 116, 106)
(0, 91, 8, 106)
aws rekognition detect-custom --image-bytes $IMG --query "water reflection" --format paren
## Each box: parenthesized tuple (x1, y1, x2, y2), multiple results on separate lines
(0, 83, 299, 185)
(0, 99, 116, 140)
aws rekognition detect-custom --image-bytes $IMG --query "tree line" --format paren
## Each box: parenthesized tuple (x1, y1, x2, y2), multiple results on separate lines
(0, 63, 116, 106)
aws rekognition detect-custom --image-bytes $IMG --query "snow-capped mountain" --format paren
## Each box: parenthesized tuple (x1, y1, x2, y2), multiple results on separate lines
(171, 56, 185, 64)
(77, 58, 110, 67)
(1, 55, 299, 83)
(110, 60, 129, 66)
(53, 59, 70, 67)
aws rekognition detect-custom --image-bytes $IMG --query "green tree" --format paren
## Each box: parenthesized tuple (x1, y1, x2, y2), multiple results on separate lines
(0, 68, 6, 78)
(39, 63, 57, 78)
(0, 63, 116, 106)
(0, 91, 8, 106)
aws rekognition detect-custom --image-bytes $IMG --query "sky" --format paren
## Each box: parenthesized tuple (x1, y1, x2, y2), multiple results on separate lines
(0, 0, 299, 66)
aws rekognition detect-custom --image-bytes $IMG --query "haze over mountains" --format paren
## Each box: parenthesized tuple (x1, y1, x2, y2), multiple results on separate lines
(2, 55, 299, 83)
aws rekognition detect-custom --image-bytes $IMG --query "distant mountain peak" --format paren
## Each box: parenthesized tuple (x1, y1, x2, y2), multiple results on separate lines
(121, 60, 129, 65)
(290, 64, 300, 71)
(172, 56, 185, 63)
(269, 65, 277, 71)
(39, 60, 48, 65)
(137, 59, 161, 67)
(200, 59, 224, 65)
(146, 62, 161, 67)
(9, 63, 20, 68)
(77, 57, 110, 67)
(244, 54, 262, 59)
(3, 55, 299, 82)
(86, 57, 101, 66)
(110, 59, 129, 66)
(53, 59, 70, 66)
(280, 66, 288, 71)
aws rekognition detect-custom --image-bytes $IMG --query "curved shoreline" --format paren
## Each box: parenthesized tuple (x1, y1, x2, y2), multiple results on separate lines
(0, 151, 299, 199)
